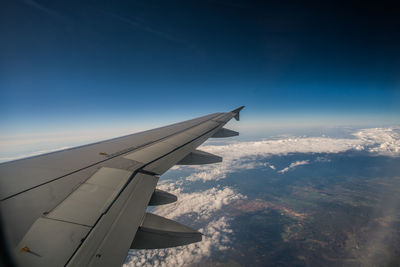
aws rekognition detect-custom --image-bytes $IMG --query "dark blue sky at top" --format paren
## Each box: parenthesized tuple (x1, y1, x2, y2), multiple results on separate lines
(1, 0, 400, 134)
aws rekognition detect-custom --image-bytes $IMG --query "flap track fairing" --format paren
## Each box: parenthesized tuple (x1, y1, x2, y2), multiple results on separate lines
(177, 150, 222, 165)
(148, 189, 177, 206)
(211, 128, 239, 138)
(130, 213, 202, 249)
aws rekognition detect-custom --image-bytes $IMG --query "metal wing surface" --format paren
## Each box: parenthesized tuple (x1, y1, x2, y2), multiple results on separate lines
(0, 106, 244, 267)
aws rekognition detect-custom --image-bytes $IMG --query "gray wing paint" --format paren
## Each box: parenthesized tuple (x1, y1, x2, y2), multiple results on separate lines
(0, 106, 244, 267)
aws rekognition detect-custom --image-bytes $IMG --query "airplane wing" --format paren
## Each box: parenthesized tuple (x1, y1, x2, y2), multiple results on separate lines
(0, 106, 244, 267)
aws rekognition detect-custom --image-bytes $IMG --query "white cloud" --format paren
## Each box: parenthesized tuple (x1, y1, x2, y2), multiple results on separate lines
(184, 160, 267, 182)
(172, 127, 400, 183)
(352, 127, 400, 156)
(153, 183, 246, 220)
(269, 164, 276, 170)
(124, 184, 246, 267)
(278, 160, 309, 174)
(201, 127, 400, 158)
(200, 137, 363, 158)
(125, 217, 233, 267)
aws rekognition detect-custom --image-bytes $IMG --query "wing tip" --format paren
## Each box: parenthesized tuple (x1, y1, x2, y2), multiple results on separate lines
(231, 106, 245, 121)
(231, 106, 245, 113)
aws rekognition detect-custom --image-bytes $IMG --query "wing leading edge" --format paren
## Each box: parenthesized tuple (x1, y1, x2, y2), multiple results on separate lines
(0, 106, 244, 267)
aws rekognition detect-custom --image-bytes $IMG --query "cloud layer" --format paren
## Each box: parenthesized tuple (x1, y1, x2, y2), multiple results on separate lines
(125, 217, 233, 267)
(179, 127, 400, 182)
(153, 182, 245, 220)
(124, 183, 245, 267)
(202, 127, 400, 158)
(124, 127, 400, 266)
(353, 127, 400, 156)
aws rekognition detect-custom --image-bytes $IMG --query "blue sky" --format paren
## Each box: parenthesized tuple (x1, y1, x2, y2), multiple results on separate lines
(1, 0, 399, 142)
